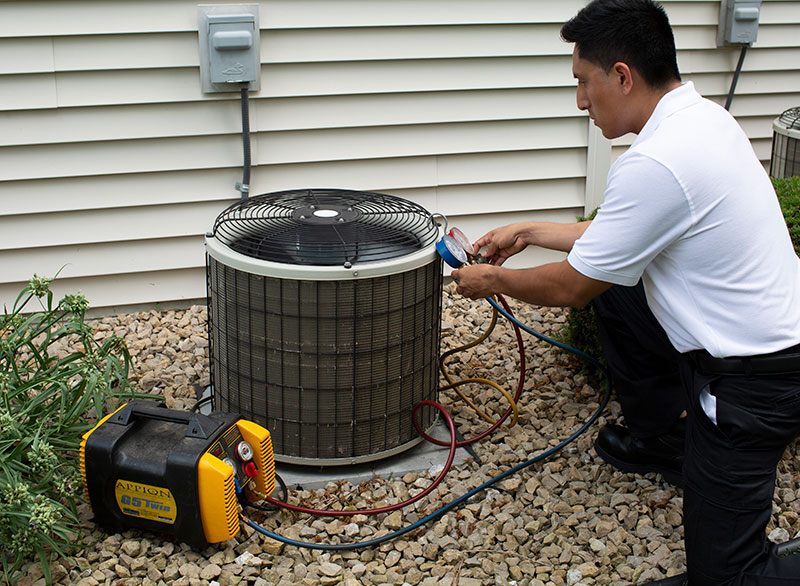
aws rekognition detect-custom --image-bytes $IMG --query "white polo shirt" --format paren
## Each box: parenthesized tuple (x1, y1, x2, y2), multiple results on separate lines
(568, 82, 800, 357)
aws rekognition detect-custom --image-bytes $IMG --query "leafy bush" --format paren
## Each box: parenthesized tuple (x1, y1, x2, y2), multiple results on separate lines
(773, 176, 800, 254)
(558, 209, 606, 375)
(561, 303, 605, 372)
(0, 276, 139, 584)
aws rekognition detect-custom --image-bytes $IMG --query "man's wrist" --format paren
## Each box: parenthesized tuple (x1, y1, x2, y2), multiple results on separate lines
(521, 223, 538, 248)
(488, 264, 506, 296)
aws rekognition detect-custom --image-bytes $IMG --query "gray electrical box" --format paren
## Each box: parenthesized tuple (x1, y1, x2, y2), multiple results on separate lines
(718, 0, 763, 46)
(198, 5, 260, 93)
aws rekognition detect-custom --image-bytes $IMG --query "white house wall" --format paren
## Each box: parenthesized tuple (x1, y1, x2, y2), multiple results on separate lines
(0, 0, 798, 312)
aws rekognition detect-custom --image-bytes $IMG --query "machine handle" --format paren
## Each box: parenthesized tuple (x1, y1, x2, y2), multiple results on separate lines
(109, 400, 222, 439)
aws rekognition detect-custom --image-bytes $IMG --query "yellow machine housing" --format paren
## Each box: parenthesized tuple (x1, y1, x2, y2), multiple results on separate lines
(80, 400, 275, 548)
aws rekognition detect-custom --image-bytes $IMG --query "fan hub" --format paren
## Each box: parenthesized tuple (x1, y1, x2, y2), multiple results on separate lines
(292, 204, 361, 225)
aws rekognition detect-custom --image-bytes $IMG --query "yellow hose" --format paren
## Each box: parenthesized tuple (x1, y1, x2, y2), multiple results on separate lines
(439, 304, 519, 427)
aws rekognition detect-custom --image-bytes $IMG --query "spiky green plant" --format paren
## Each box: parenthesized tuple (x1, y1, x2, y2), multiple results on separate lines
(0, 275, 141, 584)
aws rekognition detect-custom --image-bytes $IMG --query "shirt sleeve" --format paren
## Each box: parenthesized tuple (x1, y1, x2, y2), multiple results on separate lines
(567, 152, 693, 286)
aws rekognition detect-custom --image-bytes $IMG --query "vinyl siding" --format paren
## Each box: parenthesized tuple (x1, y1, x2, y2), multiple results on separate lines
(1, 0, 799, 311)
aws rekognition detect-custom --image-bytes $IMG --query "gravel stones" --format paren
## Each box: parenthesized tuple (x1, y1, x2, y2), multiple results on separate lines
(15, 283, 800, 585)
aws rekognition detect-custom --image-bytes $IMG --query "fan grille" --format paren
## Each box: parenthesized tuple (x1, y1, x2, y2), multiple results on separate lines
(211, 188, 439, 266)
(778, 107, 800, 130)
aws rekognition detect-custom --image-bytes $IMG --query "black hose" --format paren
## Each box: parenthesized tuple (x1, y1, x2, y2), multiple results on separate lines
(725, 45, 748, 111)
(239, 85, 251, 199)
(190, 395, 212, 413)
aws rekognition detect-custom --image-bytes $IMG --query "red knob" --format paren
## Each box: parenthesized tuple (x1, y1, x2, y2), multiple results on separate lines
(243, 461, 258, 478)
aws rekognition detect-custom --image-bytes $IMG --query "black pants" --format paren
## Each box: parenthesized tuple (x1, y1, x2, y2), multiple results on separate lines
(592, 283, 800, 585)
(592, 281, 686, 436)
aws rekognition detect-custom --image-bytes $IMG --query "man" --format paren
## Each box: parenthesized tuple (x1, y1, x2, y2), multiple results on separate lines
(451, 1, 800, 585)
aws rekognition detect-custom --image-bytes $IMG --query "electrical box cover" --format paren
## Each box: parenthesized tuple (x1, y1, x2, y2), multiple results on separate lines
(198, 5, 260, 93)
(719, 0, 762, 45)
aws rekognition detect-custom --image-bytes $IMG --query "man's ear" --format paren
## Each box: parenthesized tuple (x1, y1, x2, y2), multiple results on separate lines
(612, 62, 634, 95)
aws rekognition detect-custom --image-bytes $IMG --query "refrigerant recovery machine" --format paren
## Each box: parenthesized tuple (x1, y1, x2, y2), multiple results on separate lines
(80, 400, 275, 548)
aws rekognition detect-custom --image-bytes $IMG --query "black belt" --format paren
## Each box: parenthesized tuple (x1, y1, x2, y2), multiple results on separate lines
(690, 345, 800, 376)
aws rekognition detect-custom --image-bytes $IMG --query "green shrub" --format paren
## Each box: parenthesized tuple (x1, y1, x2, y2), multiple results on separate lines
(558, 210, 605, 375)
(773, 176, 800, 254)
(0, 276, 142, 584)
(561, 303, 605, 374)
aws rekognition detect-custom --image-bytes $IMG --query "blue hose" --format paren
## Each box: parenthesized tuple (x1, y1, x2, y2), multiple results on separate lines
(486, 297, 603, 367)
(244, 297, 611, 550)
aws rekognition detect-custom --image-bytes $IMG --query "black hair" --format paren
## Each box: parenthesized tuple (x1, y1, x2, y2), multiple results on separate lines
(560, 0, 681, 88)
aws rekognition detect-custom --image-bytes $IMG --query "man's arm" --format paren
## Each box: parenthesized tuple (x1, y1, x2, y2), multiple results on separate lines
(452, 258, 611, 308)
(474, 220, 592, 264)
(520, 220, 592, 253)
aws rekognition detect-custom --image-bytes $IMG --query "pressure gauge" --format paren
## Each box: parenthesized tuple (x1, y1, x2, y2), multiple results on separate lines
(449, 227, 473, 257)
(436, 234, 468, 268)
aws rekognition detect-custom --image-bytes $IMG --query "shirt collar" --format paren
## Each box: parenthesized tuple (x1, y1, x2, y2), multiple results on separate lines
(633, 81, 702, 145)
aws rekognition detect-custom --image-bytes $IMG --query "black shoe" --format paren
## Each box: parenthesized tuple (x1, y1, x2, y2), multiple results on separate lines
(775, 536, 800, 557)
(594, 421, 685, 486)
(639, 573, 688, 586)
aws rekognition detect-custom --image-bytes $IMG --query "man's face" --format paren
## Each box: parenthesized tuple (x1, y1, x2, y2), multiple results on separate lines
(571, 48, 628, 139)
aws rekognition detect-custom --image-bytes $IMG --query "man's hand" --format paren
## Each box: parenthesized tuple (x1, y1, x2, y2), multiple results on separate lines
(451, 263, 500, 299)
(473, 223, 531, 266)
(474, 220, 592, 262)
